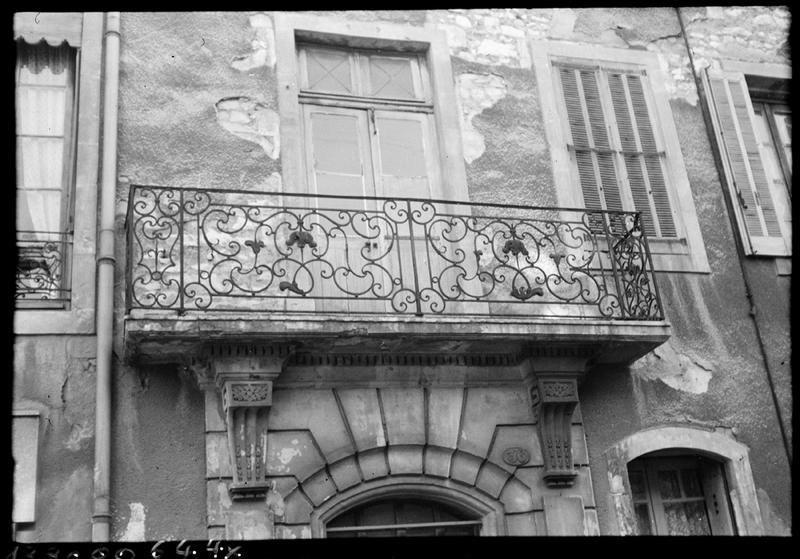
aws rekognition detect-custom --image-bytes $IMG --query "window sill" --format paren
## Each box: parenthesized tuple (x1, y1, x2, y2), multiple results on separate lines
(775, 257, 791, 276)
(14, 307, 95, 335)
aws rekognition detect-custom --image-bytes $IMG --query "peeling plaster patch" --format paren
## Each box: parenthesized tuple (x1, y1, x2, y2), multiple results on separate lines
(64, 422, 94, 451)
(215, 97, 279, 159)
(120, 503, 146, 541)
(266, 483, 286, 519)
(278, 446, 301, 465)
(231, 13, 275, 71)
(549, 9, 576, 38)
(456, 73, 509, 164)
(634, 340, 713, 394)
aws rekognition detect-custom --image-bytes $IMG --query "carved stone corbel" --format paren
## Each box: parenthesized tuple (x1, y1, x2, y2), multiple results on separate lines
(533, 377, 580, 487)
(210, 343, 296, 500)
(525, 355, 588, 488)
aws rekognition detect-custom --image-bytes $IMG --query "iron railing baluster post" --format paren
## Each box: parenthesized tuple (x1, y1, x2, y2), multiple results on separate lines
(178, 187, 185, 315)
(406, 199, 424, 316)
(600, 210, 626, 319)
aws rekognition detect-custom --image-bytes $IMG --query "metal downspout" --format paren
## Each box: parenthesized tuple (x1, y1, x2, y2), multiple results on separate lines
(92, 11, 120, 542)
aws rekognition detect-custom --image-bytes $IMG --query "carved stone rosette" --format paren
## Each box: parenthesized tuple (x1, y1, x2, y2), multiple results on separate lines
(534, 378, 580, 488)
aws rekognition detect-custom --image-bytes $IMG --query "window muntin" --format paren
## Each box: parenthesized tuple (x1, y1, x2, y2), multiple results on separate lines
(15, 40, 78, 307)
(554, 61, 677, 239)
(325, 498, 482, 537)
(299, 44, 428, 103)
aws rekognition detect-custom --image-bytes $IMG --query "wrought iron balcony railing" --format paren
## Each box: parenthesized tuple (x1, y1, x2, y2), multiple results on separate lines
(126, 185, 664, 320)
(16, 231, 71, 306)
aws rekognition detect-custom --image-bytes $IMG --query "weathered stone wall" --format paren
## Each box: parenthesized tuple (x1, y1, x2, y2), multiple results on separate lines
(110, 8, 791, 538)
(110, 363, 207, 541)
(13, 337, 96, 542)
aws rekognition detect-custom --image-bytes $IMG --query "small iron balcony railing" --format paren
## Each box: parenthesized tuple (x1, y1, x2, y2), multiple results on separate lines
(16, 231, 71, 306)
(126, 185, 664, 320)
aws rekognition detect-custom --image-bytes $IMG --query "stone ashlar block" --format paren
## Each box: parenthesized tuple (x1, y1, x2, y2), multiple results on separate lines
(301, 468, 338, 508)
(206, 480, 232, 526)
(426, 388, 464, 449)
(336, 389, 387, 451)
(474, 461, 512, 499)
(328, 456, 362, 492)
(515, 466, 595, 509)
(449, 450, 483, 486)
(387, 445, 424, 475)
(486, 424, 542, 473)
(423, 446, 453, 478)
(358, 448, 389, 481)
(283, 489, 313, 525)
(205, 432, 232, 478)
(543, 495, 585, 536)
(380, 388, 425, 446)
(275, 524, 312, 539)
(505, 512, 538, 536)
(499, 476, 535, 514)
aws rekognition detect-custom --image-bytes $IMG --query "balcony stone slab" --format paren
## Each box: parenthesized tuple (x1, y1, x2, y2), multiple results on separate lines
(124, 310, 670, 366)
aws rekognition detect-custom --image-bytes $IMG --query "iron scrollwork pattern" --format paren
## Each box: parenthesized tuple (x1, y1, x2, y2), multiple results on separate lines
(127, 185, 663, 320)
(16, 231, 71, 305)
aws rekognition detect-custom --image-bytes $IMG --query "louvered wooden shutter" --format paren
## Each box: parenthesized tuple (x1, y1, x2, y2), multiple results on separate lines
(557, 65, 623, 215)
(705, 69, 788, 256)
(607, 71, 677, 237)
(557, 63, 677, 238)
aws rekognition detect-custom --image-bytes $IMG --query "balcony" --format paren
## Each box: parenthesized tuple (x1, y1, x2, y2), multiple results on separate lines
(123, 185, 670, 364)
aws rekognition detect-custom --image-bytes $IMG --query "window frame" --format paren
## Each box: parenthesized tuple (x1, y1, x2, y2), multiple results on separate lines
(14, 12, 104, 334)
(531, 41, 710, 273)
(274, 13, 470, 204)
(705, 60, 791, 264)
(15, 41, 79, 310)
(309, 477, 505, 537)
(604, 426, 764, 535)
(628, 453, 734, 535)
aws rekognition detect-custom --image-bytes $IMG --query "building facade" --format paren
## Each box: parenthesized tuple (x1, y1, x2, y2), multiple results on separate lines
(13, 8, 791, 541)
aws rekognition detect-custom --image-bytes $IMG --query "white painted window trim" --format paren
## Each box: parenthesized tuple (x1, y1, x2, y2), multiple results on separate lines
(273, 12, 470, 203)
(14, 12, 104, 334)
(531, 41, 710, 274)
(604, 425, 764, 535)
(12, 409, 41, 524)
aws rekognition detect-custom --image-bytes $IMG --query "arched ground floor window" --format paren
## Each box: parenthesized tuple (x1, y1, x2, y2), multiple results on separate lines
(309, 477, 507, 537)
(326, 497, 482, 537)
(604, 425, 764, 535)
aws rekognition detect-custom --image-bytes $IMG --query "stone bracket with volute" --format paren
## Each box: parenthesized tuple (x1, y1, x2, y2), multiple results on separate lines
(190, 343, 296, 500)
(526, 356, 587, 488)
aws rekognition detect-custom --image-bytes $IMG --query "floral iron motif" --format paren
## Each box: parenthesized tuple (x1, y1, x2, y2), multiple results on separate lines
(502, 238, 528, 257)
(286, 230, 316, 250)
(510, 285, 544, 300)
(244, 239, 265, 255)
(279, 281, 308, 296)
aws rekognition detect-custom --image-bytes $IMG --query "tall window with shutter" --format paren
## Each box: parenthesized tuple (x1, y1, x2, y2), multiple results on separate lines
(705, 68, 791, 257)
(554, 62, 676, 238)
(16, 39, 78, 306)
